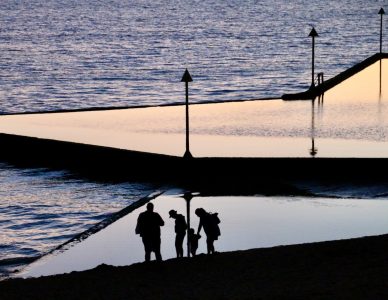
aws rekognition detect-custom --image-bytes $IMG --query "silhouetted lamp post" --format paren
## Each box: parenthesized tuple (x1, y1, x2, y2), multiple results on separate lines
(379, 8, 385, 53)
(309, 27, 318, 89)
(181, 69, 193, 159)
(183, 191, 193, 257)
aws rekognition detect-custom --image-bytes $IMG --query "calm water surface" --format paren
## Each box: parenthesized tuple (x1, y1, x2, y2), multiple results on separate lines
(20, 195, 388, 278)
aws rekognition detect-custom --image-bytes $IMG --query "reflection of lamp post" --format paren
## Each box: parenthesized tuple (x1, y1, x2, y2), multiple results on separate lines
(378, 8, 384, 95)
(181, 69, 193, 159)
(380, 59, 382, 96)
(183, 191, 193, 257)
(309, 28, 318, 89)
(379, 8, 385, 53)
(310, 99, 318, 157)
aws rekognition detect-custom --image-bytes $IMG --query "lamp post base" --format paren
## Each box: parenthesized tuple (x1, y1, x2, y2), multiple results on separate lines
(183, 151, 193, 159)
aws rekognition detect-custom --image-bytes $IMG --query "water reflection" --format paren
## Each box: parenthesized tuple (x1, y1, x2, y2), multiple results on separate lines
(0, 59, 387, 157)
(0, 163, 156, 267)
(309, 94, 324, 157)
(182, 192, 198, 257)
(309, 99, 317, 157)
(19, 194, 388, 278)
(379, 59, 382, 97)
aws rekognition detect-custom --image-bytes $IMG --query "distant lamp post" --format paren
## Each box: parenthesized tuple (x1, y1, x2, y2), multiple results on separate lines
(181, 69, 193, 159)
(183, 191, 193, 257)
(309, 27, 318, 89)
(379, 8, 385, 53)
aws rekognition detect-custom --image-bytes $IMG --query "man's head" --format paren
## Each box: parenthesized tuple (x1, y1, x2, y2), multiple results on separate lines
(146, 202, 154, 212)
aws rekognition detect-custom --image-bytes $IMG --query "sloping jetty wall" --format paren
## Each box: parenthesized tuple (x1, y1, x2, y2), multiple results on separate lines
(282, 53, 388, 100)
(0, 133, 387, 193)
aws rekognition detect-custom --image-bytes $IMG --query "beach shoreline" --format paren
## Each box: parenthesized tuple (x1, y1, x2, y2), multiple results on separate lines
(1, 233, 388, 299)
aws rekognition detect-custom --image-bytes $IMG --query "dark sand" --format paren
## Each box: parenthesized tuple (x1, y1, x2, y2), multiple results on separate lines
(2, 234, 388, 299)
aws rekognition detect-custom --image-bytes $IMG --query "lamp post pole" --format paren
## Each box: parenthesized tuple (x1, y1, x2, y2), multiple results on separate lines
(309, 27, 318, 89)
(181, 69, 193, 159)
(379, 8, 385, 53)
(183, 192, 193, 257)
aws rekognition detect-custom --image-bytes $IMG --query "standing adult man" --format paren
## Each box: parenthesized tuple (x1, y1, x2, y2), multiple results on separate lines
(135, 202, 164, 262)
(169, 209, 187, 258)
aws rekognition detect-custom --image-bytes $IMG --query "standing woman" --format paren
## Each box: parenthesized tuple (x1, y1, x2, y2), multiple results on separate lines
(195, 208, 221, 254)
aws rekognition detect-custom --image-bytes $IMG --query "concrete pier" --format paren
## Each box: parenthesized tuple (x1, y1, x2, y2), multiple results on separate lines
(1, 133, 388, 189)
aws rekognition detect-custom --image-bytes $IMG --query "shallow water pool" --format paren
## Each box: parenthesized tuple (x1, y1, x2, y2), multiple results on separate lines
(19, 193, 388, 278)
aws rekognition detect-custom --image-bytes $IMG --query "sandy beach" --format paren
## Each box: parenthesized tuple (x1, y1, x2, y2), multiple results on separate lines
(2, 233, 388, 299)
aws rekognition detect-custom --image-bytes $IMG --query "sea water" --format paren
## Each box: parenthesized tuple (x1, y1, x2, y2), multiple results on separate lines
(0, 0, 388, 277)
(0, 164, 157, 276)
(0, 0, 386, 112)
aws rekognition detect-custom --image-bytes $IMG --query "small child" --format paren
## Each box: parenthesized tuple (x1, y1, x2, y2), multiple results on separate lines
(188, 228, 201, 256)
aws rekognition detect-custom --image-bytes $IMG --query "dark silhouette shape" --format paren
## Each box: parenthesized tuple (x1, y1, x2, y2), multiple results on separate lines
(135, 202, 164, 262)
(195, 208, 221, 254)
(317, 72, 324, 86)
(309, 27, 319, 89)
(182, 191, 194, 257)
(379, 8, 385, 53)
(169, 209, 187, 258)
(310, 99, 318, 157)
(318, 92, 324, 105)
(188, 228, 201, 256)
(181, 69, 193, 159)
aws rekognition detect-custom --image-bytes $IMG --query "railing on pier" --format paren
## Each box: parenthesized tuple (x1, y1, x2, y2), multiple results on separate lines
(315, 72, 324, 86)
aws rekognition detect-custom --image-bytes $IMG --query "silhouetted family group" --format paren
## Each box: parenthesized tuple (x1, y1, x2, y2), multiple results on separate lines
(135, 202, 221, 262)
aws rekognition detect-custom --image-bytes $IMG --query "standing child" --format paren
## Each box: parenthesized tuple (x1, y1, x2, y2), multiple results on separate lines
(168, 209, 187, 258)
(188, 228, 201, 256)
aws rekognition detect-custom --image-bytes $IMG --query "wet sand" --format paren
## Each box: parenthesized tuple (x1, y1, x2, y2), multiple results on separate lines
(2, 233, 388, 299)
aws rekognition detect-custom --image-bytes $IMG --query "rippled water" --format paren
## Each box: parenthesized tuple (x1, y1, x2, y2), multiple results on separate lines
(0, 163, 157, 275)
(0, 0, 387, 277)
(0, 0, 386, 113)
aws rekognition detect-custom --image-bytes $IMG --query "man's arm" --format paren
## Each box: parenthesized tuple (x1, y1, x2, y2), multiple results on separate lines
(135, 214, 142, 234)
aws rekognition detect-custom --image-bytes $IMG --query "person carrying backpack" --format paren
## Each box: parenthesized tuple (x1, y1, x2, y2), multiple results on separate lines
(195, 207, 221, 255)
(169, 209, 187, 258)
